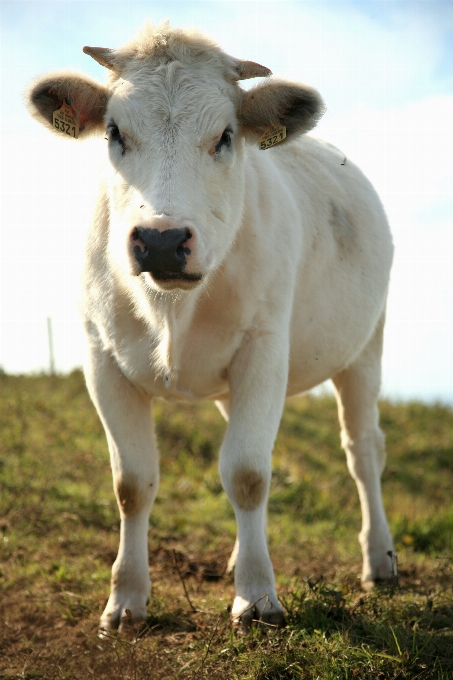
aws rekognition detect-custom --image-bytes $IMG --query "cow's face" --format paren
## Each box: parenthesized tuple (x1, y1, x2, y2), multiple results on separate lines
(104, 66, 245, 291)
(26, 24, 324, 292)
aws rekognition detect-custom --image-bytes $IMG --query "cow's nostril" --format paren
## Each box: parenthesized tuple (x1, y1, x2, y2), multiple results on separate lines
(176, 244, 190, 258)
(175, 229, 192, 260)
(131, 228, 148, 253)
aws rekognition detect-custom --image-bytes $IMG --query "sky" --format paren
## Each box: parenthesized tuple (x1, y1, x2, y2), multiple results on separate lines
(1, 0, 452, 403)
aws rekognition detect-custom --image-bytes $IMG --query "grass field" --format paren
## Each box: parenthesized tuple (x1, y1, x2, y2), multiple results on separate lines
(1, 371, 452, 679)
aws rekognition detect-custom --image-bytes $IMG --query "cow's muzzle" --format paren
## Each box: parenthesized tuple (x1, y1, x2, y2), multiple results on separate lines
(131, 227, 202, 283)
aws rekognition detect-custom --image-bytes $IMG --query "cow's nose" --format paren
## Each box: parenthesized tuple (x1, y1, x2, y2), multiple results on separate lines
(132, 227, 192, 274)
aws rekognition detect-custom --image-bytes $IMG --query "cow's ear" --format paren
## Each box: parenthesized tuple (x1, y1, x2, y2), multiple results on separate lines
(239, 80, 325, 144)
(25, 71, 108, 139)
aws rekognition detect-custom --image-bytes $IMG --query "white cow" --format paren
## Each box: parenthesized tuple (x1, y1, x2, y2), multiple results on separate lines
(27, 22, 395, 631)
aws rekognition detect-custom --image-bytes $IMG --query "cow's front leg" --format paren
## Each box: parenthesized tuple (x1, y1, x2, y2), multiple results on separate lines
(85, 345, 159, 632)
(219, 333, 288, 629)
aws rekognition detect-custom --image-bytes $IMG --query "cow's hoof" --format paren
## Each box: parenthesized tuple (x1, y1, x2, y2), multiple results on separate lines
(99, 606, 147, 637)
(232, 602, 286, 633)
(233, 607, 254, 633)
(362, 576, 397, 592)
(259, 607, 286, 628)
(119, 609, 147, 638)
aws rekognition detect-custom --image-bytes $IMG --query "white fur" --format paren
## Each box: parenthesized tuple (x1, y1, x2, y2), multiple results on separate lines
(27, 23, 395, 630)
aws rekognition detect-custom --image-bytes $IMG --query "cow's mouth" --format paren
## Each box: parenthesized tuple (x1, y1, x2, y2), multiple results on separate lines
(151, 271, 203, 282)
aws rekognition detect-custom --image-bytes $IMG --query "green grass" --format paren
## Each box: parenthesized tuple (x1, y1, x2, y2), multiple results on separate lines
(0, 371, 452, 679)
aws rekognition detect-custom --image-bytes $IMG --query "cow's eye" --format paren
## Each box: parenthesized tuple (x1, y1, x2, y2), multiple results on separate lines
(106, 120, 126, 155)
(215, 126, 233, 154)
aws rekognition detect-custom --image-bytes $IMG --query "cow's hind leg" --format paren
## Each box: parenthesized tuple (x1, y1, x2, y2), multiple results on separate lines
(85, 346, 159, 632)
(332, 315, 395, 588)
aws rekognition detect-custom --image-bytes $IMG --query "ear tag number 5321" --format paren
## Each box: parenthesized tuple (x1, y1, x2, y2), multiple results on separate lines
(259, 124, 286, 150)
(52, 103, 79, 139)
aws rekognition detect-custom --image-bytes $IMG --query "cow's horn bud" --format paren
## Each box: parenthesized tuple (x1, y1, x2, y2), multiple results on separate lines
(235, 60, 272, 80)
(83, 46, 116, 70)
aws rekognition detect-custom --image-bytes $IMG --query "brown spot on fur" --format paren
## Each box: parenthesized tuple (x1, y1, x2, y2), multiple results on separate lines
(329, 200, 356, 252)
(115, 473, 144, 516)
(211, 208, 225, 222)
(232, 468, 266, 511)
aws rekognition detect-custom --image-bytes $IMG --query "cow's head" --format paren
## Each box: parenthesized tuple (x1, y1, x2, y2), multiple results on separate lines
(26, 23, 324, 292)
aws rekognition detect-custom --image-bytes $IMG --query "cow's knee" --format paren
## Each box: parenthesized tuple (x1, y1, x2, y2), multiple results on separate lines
(224, 466, 268, 511)
(232, 467, 267, 511)
(114, 472, 155, 516)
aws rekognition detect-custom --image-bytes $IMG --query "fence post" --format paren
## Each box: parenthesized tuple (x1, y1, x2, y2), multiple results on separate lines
(47, 317, 55, 375)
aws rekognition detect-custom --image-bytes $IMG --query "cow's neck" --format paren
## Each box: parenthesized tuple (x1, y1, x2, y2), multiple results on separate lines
(143, 283, 201, 382)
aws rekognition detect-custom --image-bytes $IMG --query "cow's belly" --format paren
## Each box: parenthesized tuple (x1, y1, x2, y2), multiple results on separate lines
(286, 267, 389, 396)
(286, 332, 365, 396)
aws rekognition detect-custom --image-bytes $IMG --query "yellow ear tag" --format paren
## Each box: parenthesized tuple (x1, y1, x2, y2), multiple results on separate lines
(259, 124, 286, 150)
(52, 102, 79, 139)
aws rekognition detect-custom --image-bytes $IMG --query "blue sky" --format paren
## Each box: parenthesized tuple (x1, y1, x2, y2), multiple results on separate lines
(1, 0, 452, 402)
